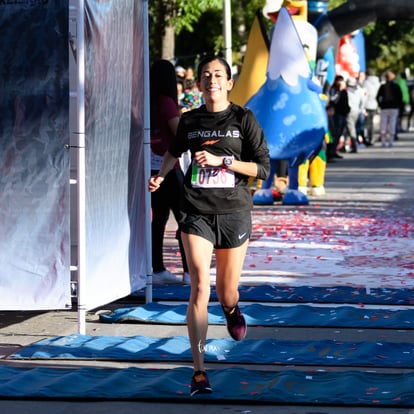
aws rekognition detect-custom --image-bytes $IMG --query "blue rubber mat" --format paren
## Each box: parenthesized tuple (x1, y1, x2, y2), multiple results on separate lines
(0, 365, 413, 405)
(10, 334, 414, 368)
(134, 285, 414, 305)
(99, 303, 414, 329)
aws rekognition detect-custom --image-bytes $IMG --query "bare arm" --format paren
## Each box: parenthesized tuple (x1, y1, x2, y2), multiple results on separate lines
(148, 151, 179, 192)
(148, 113, 180, 192)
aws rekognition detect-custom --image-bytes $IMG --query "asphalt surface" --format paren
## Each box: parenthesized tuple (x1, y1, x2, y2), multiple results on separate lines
(1, 130, 414, 413)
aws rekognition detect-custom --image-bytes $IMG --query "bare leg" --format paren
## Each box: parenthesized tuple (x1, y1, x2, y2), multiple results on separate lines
(181, 232, 213, 373)
(215, 239, 249, 309)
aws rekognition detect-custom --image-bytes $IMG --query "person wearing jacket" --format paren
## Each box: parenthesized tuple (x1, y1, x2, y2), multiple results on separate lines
(363, 69, 380, 145)
(376, 70, 403, 147)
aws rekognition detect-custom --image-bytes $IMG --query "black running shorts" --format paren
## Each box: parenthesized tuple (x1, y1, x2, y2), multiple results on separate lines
(181, 211, 251, 248)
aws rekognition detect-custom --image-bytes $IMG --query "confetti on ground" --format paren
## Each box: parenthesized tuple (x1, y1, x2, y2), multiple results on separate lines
(164, 205, 414, 293)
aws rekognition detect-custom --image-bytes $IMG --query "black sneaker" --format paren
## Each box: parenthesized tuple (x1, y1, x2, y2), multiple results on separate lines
(222, 304, 247, 341)
(190, 371, 213, 396)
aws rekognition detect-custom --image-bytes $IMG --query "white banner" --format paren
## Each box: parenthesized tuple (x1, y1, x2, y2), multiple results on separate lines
(0, 1, 71, 310)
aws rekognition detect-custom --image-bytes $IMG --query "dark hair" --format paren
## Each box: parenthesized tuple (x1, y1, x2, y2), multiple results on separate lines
(184, 78, 195, 90)
(196, 55, 232, 81)
(150, 59, 178, 105)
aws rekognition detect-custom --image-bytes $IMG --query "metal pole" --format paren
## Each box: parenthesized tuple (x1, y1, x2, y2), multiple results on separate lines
(76, 0, 87, 334)
(143, 0, 152, 303)
(223, 0, 232, 68)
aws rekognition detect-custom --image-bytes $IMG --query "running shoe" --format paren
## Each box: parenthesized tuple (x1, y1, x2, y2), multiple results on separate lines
(190, 370, 213, 396)
(152, 269, 182, 284)
(222, 304, 247, 341)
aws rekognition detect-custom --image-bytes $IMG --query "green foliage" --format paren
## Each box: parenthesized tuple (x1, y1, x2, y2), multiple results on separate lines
(364, 21, 414, 75)
(328, 0, 346, 10)
(175, 0, 270, 67)
(148, 0, 222, 61)
(175, 10, 223, 67)
(150, 0, 414, 77)
(173, 0, 222, 33)
(149, 0, 222, 34)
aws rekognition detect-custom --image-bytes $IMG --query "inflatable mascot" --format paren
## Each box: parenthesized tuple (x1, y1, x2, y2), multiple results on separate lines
(245, 5, 327, 205)
(231, 0, 414, 204)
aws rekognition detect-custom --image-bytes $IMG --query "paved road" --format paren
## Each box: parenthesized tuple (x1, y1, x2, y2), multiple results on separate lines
(1, 132, 414, 413)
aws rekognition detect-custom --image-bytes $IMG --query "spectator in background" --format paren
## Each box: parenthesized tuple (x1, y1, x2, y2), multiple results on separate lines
(345, 77, 365, 153)
(150, 59, 190, 284)
(177, 78, 185, 108)
(397, 71, 410, 135)
(185, 66, 195, 82)
(363, 68, 380, 145)
(328, 75, 350, 159)
(175, 65, 186, 81)
(407, 85, 414, 131)
(376, 70, 403, 148)
(180, 79, 204, 113)
(356, 72, 368, 146)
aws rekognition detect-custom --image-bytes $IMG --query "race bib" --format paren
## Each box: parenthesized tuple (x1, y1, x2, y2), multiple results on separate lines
(191, 163, 235, 188)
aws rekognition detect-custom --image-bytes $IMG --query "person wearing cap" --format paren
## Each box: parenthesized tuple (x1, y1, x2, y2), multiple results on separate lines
(346, 76, 366, 153)
(175, 65, 186, 81)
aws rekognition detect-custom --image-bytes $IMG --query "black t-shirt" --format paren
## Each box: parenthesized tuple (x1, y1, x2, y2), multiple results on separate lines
(169, 103, 270, 214)
(330, 88, 350, 116)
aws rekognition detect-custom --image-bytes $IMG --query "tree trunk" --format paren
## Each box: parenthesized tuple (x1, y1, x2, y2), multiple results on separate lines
(162, 24, 175, 61)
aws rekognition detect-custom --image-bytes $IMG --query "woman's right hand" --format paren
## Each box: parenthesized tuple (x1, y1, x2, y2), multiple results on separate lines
(148, 175, 164, 192)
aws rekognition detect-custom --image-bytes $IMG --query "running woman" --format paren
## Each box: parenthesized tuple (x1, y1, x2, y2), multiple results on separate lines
(148, 55, 270, 396)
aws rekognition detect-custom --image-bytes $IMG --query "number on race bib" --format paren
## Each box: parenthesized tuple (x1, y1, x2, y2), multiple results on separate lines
(191, 164, 235, 188)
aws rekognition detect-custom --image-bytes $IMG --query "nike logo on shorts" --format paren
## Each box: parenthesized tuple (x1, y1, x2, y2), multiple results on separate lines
(238, 232, 247, 240)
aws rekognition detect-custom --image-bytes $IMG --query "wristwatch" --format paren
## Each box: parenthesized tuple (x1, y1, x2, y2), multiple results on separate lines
(222, 156, 234, 167)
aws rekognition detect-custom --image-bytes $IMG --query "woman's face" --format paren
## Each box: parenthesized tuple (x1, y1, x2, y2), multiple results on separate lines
(197, 59, 233, 105)
(335, 79, 346, 90)
(177, 82, 183, 96)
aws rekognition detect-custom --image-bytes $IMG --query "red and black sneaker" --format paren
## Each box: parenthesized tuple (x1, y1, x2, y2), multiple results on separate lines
(190, 370, 213, 396)
(222, 304, 247, 341)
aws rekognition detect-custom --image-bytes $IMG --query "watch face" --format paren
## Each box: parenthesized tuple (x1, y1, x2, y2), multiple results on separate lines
(223, 157, 233, 166)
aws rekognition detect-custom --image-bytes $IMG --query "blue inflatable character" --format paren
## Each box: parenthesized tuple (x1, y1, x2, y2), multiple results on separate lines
(246, 7, 327, 205)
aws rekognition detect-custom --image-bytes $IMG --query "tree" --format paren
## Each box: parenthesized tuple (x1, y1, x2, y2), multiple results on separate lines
(364, 21, 414, 75)
(148, 0, 221, 63)
(175, 0, 269, 68)
(153, 0, 414, 77)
